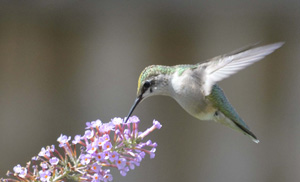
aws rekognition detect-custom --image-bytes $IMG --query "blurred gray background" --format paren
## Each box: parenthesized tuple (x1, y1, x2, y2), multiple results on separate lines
(0, 1, 299, 182)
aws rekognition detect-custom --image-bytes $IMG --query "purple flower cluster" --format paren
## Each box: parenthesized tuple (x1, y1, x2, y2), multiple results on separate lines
(2, 116, 162, 182)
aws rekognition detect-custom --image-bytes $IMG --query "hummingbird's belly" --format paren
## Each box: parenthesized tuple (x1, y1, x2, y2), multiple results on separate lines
(186, 104, 216, 121)
(173, 94, 217, 121)
(194, 109, 216, 121)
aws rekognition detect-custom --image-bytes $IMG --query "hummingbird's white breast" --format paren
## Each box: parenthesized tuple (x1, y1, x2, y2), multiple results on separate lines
(170, 69, 216, 121)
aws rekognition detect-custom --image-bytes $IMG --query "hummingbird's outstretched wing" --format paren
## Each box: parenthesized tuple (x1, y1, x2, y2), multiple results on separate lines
(201, 42, 284, 95)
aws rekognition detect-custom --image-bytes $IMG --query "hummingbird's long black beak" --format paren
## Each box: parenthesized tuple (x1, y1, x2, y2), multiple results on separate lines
(124, 95, 143, 123)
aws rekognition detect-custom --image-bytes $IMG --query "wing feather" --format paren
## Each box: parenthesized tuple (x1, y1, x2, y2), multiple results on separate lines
(202, 42, 284, 95)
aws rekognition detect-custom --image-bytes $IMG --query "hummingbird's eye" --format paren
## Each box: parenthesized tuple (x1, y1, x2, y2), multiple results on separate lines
(143, 81, 151, 89)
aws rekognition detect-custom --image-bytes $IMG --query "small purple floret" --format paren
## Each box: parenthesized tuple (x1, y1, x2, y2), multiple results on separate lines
(40, 162, 48, 169)
(127, 115, 140, 123)
(116, 158, 127, 170)
(13, 164, 22, 173)
(57, 134, 71, 147)
(72, 135, 82, 144)
(111, 117, 123, 125)
(39, 170, 51, 182)
(38, 147, 50, 157)
(153, 120, 162, 129)
(84, 130, 94, 139)
(49, 157, 59, 166)
(80, 154, 92, 165)
(91, 119, 102, 128)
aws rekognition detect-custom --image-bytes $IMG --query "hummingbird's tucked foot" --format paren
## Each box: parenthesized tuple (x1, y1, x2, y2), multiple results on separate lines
(125, 42, 284, 143)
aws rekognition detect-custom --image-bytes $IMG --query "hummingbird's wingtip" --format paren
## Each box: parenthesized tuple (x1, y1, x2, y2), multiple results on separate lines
(273, 41, 285, 48)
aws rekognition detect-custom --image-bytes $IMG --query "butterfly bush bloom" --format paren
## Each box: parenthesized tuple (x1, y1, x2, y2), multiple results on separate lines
(2, 116, 161, 182)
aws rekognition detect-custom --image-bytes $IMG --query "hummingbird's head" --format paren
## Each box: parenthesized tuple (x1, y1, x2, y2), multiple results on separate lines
(124, 65, 174, 123)
(137, 66, 171, 98)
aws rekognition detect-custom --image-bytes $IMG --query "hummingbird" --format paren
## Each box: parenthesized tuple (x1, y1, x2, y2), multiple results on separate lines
(124, 42, 284, 143)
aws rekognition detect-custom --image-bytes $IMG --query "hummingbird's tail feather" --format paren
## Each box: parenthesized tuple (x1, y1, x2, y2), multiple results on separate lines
(208, 85, 260, 143)
(215, 113, 260, 143)
(232, 120, 260, 143)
